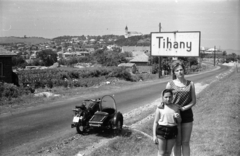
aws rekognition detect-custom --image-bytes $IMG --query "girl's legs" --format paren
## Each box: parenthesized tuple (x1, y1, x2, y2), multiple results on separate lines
(157, 138, 166, 156)
(173, 125, 182, 156)
(165, 139, 176, 156)
(181, 122, 193, 156)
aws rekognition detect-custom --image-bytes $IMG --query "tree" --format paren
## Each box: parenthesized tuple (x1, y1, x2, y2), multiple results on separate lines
(225, 53, 236, 63)
(92, 49, 106, 64)
(222, 51, 227, 62)
(92, 49, 127, 66)
(102, 51, 122, 66)
(37, 49, 57, 66)
(12, 54, 27, 68)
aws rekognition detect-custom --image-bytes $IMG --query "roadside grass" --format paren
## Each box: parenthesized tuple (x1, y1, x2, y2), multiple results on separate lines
(91, 131, 156, 156)
(90, 71, 240, 156)
(191, 71, 240, 156)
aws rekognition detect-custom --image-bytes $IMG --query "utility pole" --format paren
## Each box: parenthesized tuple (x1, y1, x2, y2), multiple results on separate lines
(214, 46, 216, 66)
(158, 23, 162, 78)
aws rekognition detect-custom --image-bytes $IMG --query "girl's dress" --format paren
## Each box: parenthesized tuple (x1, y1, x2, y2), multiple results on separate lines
(168, 80, 193, 123)
(156, 103, 179, 139)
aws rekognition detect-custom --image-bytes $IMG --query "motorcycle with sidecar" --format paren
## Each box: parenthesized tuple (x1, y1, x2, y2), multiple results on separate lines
(71, 98, 100, 134)
(71, 95, 123, 135)
(88, 95, 123, 135)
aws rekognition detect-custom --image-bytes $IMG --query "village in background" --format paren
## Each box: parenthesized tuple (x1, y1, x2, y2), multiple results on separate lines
(0, 26, 239, 89)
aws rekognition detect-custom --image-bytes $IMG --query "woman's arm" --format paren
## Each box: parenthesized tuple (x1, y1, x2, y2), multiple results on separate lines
(181, 81, 196, 111)
(175, 109, 182, 124)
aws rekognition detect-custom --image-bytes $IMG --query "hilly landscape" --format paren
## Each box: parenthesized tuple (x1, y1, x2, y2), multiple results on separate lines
(0, 36, 239, 56)
(0, 37, 50, 45)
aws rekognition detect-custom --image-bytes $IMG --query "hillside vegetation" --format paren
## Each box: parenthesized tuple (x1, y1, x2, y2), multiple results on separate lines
(0, 37, 50, 44)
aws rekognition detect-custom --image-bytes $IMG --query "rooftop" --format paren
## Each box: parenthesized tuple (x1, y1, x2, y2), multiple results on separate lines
(0, 47, 16, 56)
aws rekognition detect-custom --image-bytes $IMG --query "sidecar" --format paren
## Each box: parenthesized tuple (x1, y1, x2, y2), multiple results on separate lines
(89, 95, 123, 134)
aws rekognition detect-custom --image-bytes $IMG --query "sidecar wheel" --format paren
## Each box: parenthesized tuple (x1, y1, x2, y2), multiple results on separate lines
(114, 120, 122, 136)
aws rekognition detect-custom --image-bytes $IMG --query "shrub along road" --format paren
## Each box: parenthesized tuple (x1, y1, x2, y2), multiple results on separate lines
(0, 65, 231, 156)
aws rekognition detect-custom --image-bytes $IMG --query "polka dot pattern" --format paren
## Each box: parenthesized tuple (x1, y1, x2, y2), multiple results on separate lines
(169, 80, 192, 107)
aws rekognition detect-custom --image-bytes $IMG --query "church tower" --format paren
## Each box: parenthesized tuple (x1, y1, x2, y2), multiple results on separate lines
(125, 26, 129, 38)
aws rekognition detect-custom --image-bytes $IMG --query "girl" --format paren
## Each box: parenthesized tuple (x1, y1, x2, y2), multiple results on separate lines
(166, 60, 196, 156)
(153, 89, 181, 156)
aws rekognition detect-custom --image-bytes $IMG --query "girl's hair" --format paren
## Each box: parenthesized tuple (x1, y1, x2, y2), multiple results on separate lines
(162, 89, 173, 97)
(171, 60, 185, 80)
(159, 89, 173, 108)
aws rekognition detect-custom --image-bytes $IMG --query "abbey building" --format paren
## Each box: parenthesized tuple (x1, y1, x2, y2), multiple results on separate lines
(124, 26, 143, 38)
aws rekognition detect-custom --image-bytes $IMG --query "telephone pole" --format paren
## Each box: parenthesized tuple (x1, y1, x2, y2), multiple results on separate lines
(214, 46, 216, 66)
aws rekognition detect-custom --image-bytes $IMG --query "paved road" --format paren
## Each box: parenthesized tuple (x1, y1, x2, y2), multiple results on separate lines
(0, 65, 230, 155)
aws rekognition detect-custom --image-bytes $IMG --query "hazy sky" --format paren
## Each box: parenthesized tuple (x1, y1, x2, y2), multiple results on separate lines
(0, 0, 239, 50)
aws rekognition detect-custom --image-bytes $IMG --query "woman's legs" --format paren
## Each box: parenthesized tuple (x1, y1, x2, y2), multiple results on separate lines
(181, 122, 193, 156)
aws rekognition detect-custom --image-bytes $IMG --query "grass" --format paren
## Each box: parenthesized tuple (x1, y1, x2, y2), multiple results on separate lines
(90, 71, 240, 156)
(191, 71, 240, 156)
(91, 131, 156, 156)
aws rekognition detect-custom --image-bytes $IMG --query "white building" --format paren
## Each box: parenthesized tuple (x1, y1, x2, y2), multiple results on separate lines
(124, 26, 143, 38)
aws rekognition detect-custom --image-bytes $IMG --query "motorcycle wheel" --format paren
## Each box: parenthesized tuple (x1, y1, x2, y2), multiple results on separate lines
(76, 124, 85, 134)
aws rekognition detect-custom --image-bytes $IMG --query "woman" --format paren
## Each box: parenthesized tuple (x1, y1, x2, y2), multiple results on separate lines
(166, 60, 196, 156)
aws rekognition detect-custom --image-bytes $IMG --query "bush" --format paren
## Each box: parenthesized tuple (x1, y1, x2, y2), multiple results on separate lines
(17, 66, 137, 90)
(151, 64, 159, 74)
(190, 65, 199, 72)
(108, 67, 133, 81)
(0, 83, 28, 101)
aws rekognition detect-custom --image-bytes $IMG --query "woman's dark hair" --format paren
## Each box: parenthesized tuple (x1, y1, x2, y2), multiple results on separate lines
(171, 60, 185, 80)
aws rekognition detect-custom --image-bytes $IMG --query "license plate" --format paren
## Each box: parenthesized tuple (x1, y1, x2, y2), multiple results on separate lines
(73, 116, 80, 122)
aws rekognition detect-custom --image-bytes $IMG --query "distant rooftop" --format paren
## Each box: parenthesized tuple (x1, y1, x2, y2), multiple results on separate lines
(0, 46, 16, 56)
(130, 53, 149, 62)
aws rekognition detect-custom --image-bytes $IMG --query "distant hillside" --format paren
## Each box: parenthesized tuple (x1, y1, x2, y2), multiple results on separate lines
(224, 49, 240, 55)
(115, 35, 150, 46)
(0, 37, 50, 45)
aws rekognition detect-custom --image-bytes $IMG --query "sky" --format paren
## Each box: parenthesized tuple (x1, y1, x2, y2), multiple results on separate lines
(0, 0, 239, 51)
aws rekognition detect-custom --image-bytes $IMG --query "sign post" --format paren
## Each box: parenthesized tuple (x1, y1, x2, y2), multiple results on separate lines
(214, 46, 216, 66)
(158, 23, 162, 78)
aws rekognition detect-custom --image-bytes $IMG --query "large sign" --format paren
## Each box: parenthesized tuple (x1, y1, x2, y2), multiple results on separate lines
(151, 31, 201, 57)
